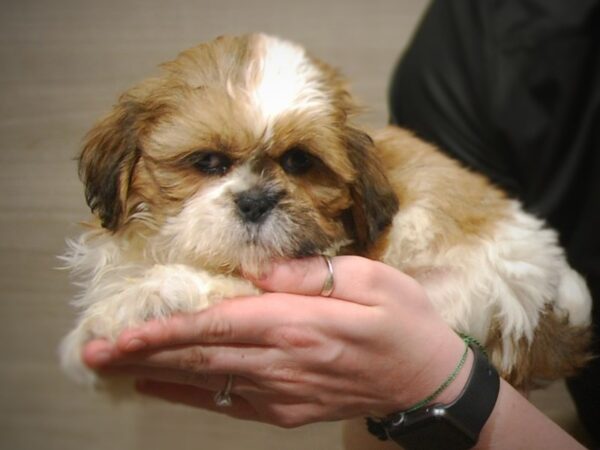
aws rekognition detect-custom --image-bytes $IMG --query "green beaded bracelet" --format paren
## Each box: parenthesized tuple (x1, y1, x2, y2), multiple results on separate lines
(402, 333, 484, 414)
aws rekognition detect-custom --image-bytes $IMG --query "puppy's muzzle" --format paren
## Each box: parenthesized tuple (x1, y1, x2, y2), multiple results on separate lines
(234, 188, 282, 223)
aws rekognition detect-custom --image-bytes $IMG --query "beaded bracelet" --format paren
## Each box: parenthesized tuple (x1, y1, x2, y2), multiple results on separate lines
(403, 334, 474, 413)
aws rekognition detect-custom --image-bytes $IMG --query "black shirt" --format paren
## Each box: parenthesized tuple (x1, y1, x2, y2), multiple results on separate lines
(389, 0, 600, 443)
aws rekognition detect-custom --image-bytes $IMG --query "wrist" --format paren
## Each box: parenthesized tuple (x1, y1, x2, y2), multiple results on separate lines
(474, 379, 586, 450)
(435, 347, 474, 405)
(367, 337, 500, 449)
(387, 332, 472, 415)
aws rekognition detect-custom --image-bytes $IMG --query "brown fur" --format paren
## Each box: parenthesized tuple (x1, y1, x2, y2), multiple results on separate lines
(79, 34, 398, 258)
(486, 307, 594, 389)
(373, 127, 509, 247)
(76, 33, 590, 390)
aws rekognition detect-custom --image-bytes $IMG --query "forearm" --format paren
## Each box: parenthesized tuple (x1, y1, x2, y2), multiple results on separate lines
(344, 378, 584, 450)
(475, 379, 584, 450)
(345, 346, 583, 450)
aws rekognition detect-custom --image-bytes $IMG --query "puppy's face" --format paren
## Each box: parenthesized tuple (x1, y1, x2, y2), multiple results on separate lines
(79, 34, 398, 273)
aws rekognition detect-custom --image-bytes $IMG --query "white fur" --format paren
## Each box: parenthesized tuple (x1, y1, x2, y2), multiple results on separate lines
(383, 200, 591, 373)
(250, 35, 331, 134)
(60, 231, 259, 385)
(151, 165, 316, 274)
(61, 34, 591, 390)
(60, 160, 326, 384)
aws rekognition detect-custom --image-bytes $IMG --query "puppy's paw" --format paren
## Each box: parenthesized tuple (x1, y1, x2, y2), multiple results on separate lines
(60, 264, 259, 391)
(59, 324, 99, 386)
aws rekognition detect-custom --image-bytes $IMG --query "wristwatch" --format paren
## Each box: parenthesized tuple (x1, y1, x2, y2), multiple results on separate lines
(366, 344, 500, 450)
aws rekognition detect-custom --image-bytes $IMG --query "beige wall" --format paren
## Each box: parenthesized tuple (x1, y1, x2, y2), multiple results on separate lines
(0, 1, 584, 449)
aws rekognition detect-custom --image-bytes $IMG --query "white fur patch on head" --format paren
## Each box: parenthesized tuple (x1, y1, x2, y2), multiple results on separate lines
(226, 164, 261, 195)
(249, 35, 331, 132)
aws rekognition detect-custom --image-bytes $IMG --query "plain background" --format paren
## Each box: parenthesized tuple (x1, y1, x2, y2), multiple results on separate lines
(0, 1, 587, 449)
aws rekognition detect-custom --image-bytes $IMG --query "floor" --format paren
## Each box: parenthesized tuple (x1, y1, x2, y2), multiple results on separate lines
(0, 1, 589, 449)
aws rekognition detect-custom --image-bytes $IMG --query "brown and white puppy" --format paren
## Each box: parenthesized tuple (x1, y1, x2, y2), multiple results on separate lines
(60, 33, 591, 392)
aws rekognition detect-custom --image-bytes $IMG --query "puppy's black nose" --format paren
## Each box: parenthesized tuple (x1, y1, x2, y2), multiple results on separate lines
(234, 189, 281, 223)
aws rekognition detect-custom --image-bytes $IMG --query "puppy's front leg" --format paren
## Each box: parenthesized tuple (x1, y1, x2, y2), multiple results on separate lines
(60, 264, 259, 387)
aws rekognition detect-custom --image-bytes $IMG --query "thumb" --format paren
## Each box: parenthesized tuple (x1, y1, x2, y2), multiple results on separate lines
(247, 256, 330, 296)
(247, 256, 394, 306)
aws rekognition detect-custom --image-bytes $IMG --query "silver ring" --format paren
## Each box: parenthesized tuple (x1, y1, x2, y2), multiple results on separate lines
(321, 256, 335, 297)
(214, 374, 234, 407)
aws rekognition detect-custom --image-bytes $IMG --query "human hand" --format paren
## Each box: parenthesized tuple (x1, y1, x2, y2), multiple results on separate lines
(83, 256, 468, 427)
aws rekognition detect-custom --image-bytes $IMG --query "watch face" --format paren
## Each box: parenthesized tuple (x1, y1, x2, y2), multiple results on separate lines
(389, 409, 477, 450)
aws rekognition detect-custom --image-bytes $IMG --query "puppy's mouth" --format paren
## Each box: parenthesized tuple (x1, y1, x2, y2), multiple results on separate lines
(240, 213, 322, 256)
(157, 182, 346, 276)
(232, 188, 336, 261)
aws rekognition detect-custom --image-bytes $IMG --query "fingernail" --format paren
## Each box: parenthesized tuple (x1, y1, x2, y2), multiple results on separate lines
(125, 338, 147, 352)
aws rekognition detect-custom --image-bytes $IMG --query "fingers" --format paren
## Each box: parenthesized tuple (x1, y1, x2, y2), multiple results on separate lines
(86, 256, 424, 365)
(135, 381, 317, 428)
(114, 297, 285, 352)
(84, 334, 283, 378)
(135, 380, 259, 421)
(252, 255, 423, 306)
(82, 338, 114, 366)
(107, 256, 424, 353)
(102, 365, 262, 396)
(248, 256, 334, 297)
(110, 344, 277, 377)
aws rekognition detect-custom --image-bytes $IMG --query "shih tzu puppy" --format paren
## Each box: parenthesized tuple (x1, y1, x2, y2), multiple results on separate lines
(60, 33, 592, 391)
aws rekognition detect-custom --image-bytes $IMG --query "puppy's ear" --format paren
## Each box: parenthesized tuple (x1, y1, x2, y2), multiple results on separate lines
(78, 100, 143, 231)
(345, 127, 399, 251)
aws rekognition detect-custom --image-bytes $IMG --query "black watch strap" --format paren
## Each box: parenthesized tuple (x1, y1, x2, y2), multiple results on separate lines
(367, 344, 500, 450)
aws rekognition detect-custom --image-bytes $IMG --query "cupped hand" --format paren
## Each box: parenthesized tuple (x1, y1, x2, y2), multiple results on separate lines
(83, 256, 466, 428)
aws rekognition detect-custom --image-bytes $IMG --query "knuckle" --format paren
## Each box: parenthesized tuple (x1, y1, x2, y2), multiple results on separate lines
(199, 312, 234, 341)
(270, 325, 318, 349)
(264, 408, 306, 429)
(270, 364, 303, 384)
(275, 366, 299, 384)
(276, 416, 305, 429)
(152, 315, 187, 344)
(296, 259, 314, 290)
(355, 259, 383, 288)
(178, 347, 211, 372)
(347, 258, 401, 301)
(158, 323, 178, 343)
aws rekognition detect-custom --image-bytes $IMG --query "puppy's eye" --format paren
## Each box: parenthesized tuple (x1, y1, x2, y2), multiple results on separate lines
(189, 151, 232, 175)
(280, 147, 315, 175)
